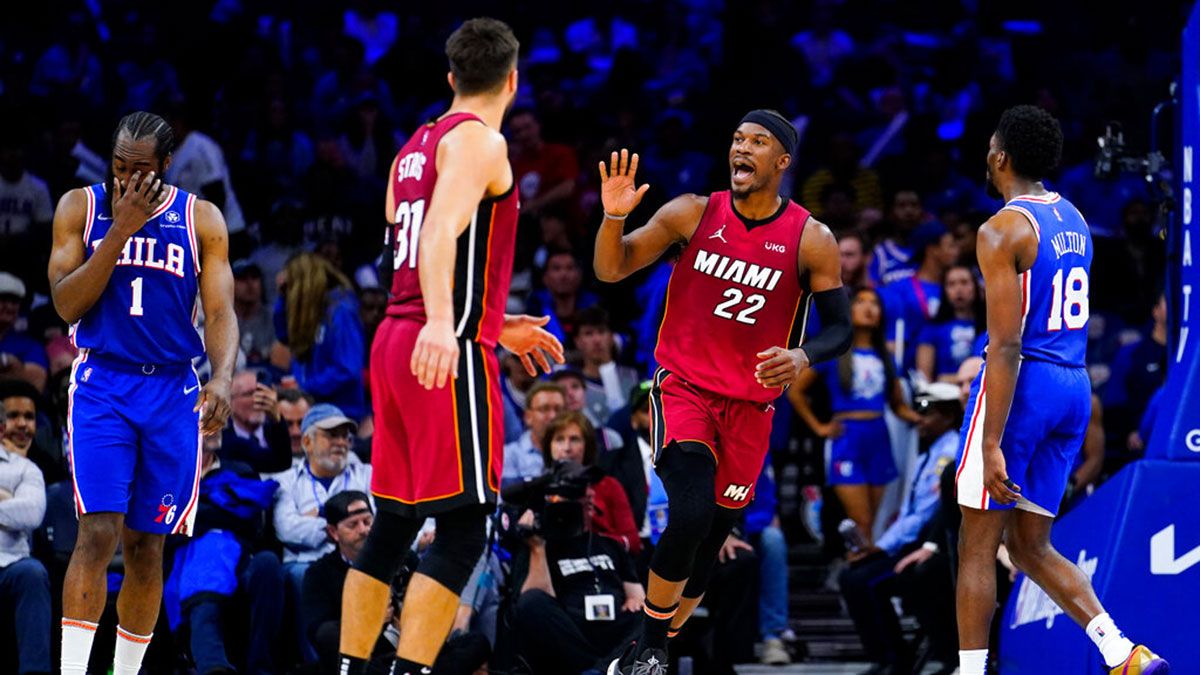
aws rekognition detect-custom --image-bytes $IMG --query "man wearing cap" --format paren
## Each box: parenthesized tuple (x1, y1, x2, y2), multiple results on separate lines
(231, 261, 275, 366)
(0, 272, 49, 392)
(879, 220, 959, 377)
(836, 382, 963, 673)
(273, 403, 372, 658)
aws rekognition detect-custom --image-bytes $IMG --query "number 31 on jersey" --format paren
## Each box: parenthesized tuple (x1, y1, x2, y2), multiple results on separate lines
(391, 199, 426, 270)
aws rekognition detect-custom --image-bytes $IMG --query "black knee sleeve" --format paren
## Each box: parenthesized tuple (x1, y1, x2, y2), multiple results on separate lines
(649, 444, 717, 581)
(354, 509, 422, 583)
(682, 505, 743, 598)
(417, 507, 488, 594)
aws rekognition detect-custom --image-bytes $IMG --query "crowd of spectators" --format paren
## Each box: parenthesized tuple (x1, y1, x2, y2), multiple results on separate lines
(0, 0, 1185, 673)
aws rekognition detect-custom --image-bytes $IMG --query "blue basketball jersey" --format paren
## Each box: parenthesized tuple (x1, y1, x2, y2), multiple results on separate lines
(71, 183, 204, 364)
(1000, 192, 1092, 367)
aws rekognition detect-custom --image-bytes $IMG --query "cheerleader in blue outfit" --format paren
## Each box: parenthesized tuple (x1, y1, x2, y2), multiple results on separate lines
(788, 287, 921, 546)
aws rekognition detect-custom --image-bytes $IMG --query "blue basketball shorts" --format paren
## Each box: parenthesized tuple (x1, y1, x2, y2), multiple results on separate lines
(955, 359, 1090, 516)
(67, 351, 203, 535)
(826, 416, 898, 486)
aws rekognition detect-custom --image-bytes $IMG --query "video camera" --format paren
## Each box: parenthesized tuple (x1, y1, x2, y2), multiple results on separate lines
(499, 460, 604, 543)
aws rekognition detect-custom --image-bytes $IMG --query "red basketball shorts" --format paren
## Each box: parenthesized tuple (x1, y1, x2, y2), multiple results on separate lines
(369, 317, 503, 517)
(648, 367, 774, 509)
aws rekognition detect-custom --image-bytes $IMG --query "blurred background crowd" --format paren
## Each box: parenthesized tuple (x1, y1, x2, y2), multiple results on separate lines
(0, 0, 1187, 673)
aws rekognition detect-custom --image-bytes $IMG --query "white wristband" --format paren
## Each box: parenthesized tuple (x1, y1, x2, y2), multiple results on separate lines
(604, 212, 628, 221)
(922, 541, 939, 553)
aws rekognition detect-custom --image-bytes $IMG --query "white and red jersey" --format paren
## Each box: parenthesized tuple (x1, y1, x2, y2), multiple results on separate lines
(384, 112, 519, 348)
(655, 190, 810, 403)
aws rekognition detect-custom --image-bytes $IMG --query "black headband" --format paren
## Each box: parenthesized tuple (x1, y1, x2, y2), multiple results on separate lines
(739, 109, 797, 155)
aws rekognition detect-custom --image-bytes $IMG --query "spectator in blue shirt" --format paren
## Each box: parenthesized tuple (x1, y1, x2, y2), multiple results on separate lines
(916, 264, 985, 384)
(275, 253, 366, 421)
(525, 249, 599, 349)
(869, 189, 926, 286)
(0, 273, 48, 393)
(836, 382, 962, 672)
(501, 382, 566, 489)
(880, 221, 959, 375)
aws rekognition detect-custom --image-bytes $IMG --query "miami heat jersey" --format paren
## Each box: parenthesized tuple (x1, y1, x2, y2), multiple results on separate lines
(655, 191, 809, 403)
(384, 112, 519, 348)
(72, 183, 204, 364)
(997, 192, 1092, 367)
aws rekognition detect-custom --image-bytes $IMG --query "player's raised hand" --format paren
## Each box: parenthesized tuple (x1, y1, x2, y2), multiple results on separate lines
(983, 444, 1021, 505)
(195, 377, 232, 436)
(756, 346, 810, 388)
(499, 314, 565, 376)
(599, 148, 650, 219)
(111, 171, 168, 240)
(411, 319, 459, 390)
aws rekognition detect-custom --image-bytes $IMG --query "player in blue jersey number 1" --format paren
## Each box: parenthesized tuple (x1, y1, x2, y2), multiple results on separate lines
(954, 105, 1168, 675)
(47, 112, 237, 675)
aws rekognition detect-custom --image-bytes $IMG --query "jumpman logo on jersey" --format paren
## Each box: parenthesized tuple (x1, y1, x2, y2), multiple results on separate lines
(709, 224, 728, 244)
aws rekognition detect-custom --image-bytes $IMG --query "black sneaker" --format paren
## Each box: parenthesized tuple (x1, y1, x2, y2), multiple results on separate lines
(606, 643, 668, 675)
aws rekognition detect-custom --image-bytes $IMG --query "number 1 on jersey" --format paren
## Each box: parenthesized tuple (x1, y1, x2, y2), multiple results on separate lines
(129, 277, 144, 317)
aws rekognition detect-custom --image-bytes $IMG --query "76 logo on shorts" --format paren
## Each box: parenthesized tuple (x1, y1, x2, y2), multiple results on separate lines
(155, 494, 177, 525)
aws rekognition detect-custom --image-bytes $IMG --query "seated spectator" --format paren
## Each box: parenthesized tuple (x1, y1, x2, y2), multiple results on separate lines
(275, 253, 366, 420)
(233, 261, 276, 366)
(916, 264, 985, 384)
(164, 100, 246, 235)
(837, 382, 962, 673)
(800, 134, 882, 217)
(1103, 293, 1167, 465)
(303, 492, 489, 675)
(838, 231, 872, 289)
(221, 369, 292, 474)
(0, 139, 54, 286)
(599, 382, 656, 545)
(0, 378, 66, 485)
(273, 402, 372, 646)
(276, 388, 315, 469)
(500, 350, 538, 444)
(511, 469, 645, 674)
(869, 189, 926, 286)
(572, 307, 639, 425)
(880, 221, 958, 375)
(525, 249, 598, 348)
(745, 459, 793, 666)
(509, 109, 580, 219)
(543, 411, 640, 554)
(0, 274, 48, 392)
(0, 399, 51, 675)
(169, 434, 283, 675)
(502, 382, 566, 489)
(549, 368, 624, 452)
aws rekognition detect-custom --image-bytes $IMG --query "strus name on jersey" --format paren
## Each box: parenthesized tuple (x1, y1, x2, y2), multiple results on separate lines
(395, 151, 427, 183)
(91, 236, 188, 278)
(693, 249, 783, 291)
(1050, 231, 1087, 259)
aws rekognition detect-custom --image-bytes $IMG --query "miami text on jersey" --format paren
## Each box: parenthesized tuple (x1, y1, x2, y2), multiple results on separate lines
(692, 249, 784, 291)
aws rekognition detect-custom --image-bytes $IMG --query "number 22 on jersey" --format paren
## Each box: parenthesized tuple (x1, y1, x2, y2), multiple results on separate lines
(391, 199, 427, 270)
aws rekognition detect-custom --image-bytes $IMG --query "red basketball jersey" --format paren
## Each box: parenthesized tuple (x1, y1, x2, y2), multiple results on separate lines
(385, 112, 519, 348)
(655, 191, 810, 403)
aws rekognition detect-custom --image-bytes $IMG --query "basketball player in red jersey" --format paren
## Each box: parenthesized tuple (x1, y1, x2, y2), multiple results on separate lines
(337, 18, 563, 675)
(597, 110, 852, 674)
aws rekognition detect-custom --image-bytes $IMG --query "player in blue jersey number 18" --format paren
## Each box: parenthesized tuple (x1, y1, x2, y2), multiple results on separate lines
(954, 105, 1168, 675)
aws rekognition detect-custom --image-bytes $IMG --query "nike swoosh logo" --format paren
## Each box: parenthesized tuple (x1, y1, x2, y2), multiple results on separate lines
(97, 215, 112, 220)
(184, 383, 201, 396)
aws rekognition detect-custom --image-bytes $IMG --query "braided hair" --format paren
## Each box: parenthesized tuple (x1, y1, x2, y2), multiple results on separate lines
(111, 111, 175, 161)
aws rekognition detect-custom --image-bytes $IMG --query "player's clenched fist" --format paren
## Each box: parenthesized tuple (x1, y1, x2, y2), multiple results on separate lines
(411, 318, 459, 390)
(755, 346, 810, 388)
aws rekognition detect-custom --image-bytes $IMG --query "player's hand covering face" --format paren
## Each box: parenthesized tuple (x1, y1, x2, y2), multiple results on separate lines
(499, 314, 565, 376)
(599, 148, 650, 218)
(111, 171, 169, 239)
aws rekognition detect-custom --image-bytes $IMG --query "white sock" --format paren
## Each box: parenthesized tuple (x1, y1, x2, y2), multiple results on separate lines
(959, 648, 988, 674)
(61, 618, 98, 675)
(114, 626, 153, 675)
(1086, 612, 1135, 668)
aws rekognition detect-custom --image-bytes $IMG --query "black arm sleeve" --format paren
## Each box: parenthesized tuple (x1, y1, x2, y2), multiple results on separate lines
(801, 288, 852, 365)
